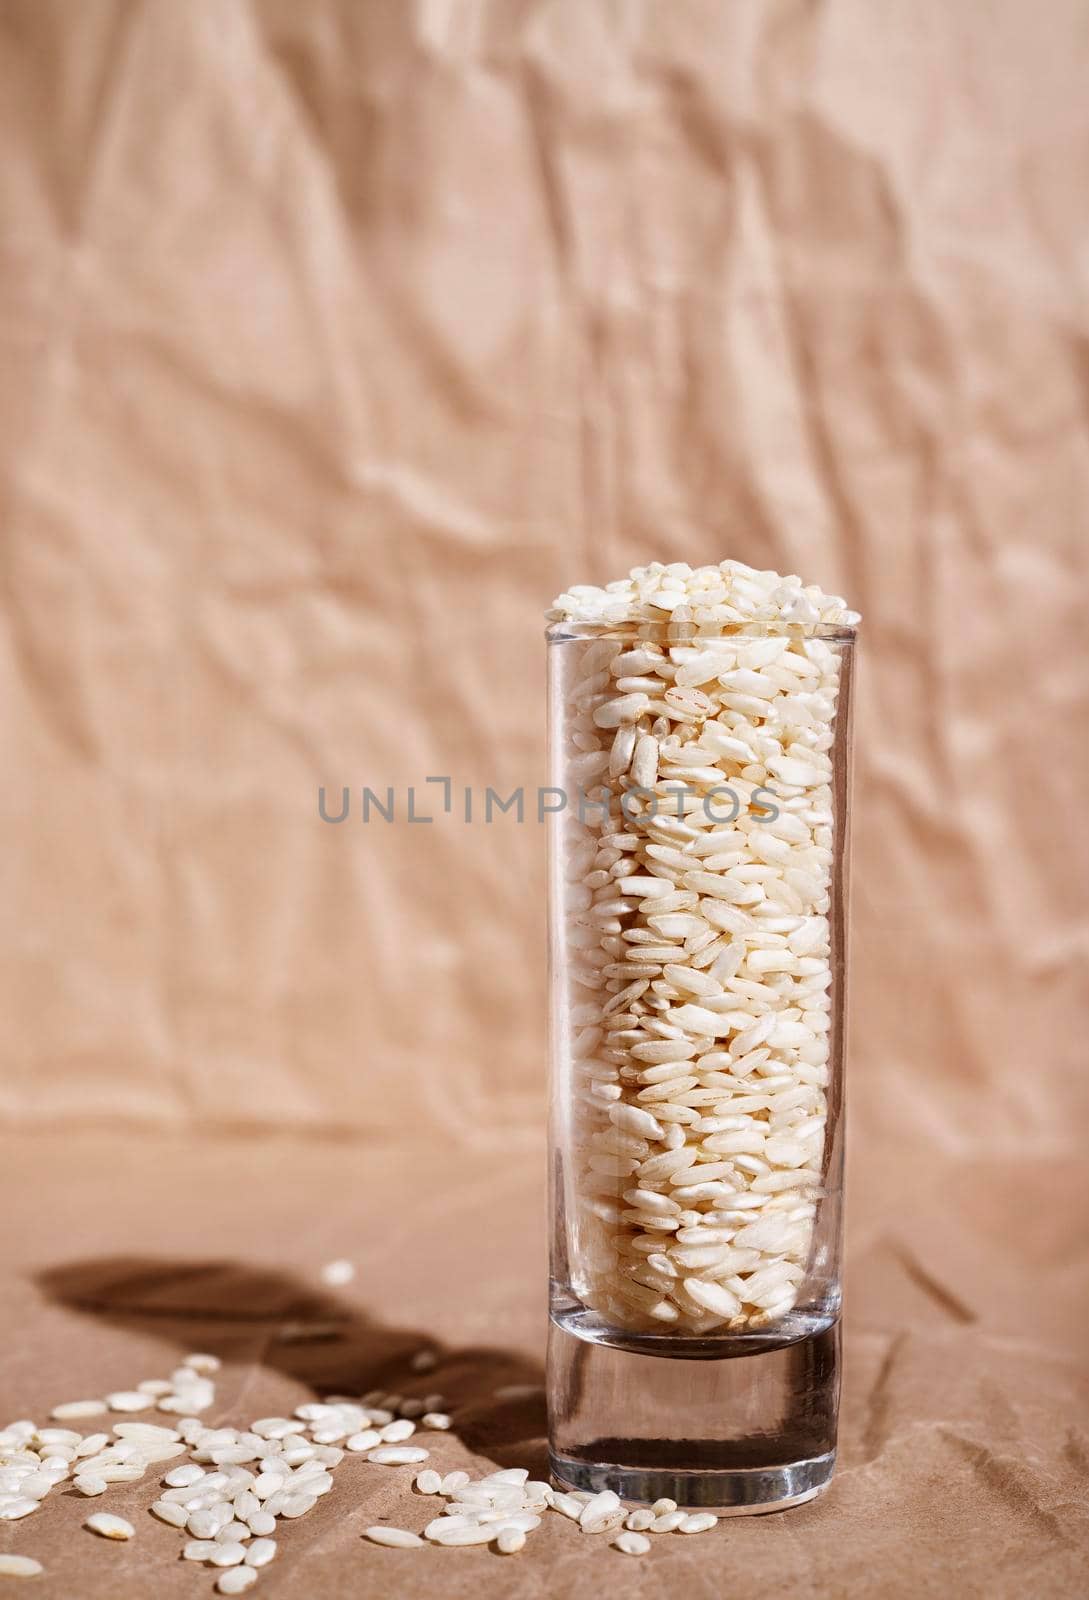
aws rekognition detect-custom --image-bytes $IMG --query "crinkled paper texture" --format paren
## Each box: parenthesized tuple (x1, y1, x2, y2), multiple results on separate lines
(1, 1131, 1087, 1598)
(0, 1, 1086, 1594)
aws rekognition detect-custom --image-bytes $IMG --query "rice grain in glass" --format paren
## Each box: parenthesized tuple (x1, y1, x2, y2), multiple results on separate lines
(546, 615, 856, 1511)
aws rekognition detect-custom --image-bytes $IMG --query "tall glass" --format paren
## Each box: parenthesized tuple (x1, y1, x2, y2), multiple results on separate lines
(546, 617, 855, 1511)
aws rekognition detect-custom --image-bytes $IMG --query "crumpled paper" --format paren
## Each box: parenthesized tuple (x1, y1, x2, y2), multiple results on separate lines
(1, 1129, 1086, 1597)
(1, 0, 1086, 1145)
(0, 0, 1087, 1592)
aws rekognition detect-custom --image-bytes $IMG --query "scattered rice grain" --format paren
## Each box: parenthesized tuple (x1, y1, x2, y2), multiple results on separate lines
(84, 1513, 135, 1540)
(0, 1554, 43, 1576)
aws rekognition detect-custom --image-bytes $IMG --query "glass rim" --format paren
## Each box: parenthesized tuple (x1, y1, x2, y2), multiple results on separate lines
(545, 619, 858, 644)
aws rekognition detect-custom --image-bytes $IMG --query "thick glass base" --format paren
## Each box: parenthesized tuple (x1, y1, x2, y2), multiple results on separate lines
(550, 1450, 834, 1513)
(547, 1306, 839, 1513)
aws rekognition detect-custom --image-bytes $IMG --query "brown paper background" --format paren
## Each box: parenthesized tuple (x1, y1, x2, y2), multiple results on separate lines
(1, 1, 1087, 1595)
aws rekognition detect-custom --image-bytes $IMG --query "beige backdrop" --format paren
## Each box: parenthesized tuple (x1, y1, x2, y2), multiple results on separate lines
(2, 0, 1087, 1156)
(2, 5, 1089, 1596)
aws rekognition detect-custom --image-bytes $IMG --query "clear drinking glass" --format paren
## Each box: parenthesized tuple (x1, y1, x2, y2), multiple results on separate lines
(546, 617, 856, 1512)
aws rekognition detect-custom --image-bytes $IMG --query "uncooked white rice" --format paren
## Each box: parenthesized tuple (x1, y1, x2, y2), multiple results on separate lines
(613, 1529, 651, 1554)
(549, 560, 856, 1330)
(364, 1525, 425, 1548)
(215, 1568, 258, 1594)
(0, 1554, 44, 1576)
(1, 1287, 731, 1590)
(84, 1512, 135, 1539)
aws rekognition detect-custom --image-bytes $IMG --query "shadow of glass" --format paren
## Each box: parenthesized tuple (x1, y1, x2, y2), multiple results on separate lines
(37, 1257, 547, 1475)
